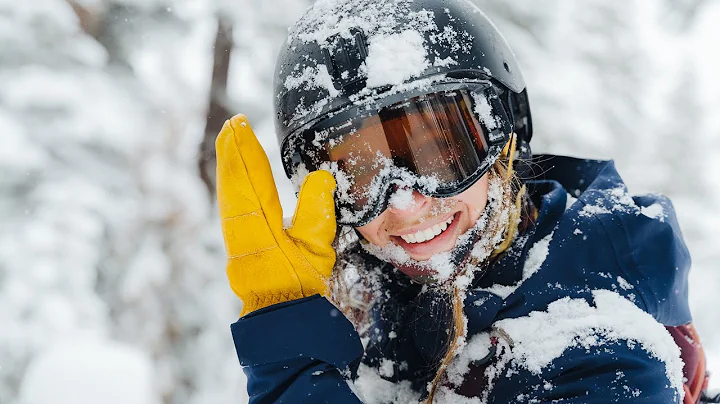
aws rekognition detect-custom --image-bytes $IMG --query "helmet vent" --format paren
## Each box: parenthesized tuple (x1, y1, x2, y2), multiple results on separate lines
(322, 28, 369, 93)
(503, 61, 511, 73)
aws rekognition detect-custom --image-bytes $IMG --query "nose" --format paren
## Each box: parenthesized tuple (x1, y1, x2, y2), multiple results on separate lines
(387, 187, 429, 218)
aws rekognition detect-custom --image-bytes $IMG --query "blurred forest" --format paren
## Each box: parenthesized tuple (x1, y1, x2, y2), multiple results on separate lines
(0, 0, 718, 403)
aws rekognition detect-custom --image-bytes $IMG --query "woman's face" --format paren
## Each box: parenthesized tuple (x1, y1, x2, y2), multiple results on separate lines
(355, 174, 490, 279)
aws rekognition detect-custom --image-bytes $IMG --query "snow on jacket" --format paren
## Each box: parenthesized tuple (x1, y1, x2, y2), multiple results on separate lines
(230, 155, 692, 403)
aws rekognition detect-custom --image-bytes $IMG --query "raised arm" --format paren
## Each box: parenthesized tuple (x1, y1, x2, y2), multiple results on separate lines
(216, 114, 364, 403)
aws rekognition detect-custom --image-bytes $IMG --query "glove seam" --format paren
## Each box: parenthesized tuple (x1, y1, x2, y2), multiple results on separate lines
(223, 209, 263, 221)
(287, 237, 330, 277)
(228, 245, 279, 260)
(290, 172, 317, 229)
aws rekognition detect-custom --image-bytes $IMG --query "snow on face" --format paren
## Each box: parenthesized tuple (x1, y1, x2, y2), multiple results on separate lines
(388, 185, 416, 210)
(317, 150, 442, 224)
(364, 30, 430, 88)
(360, 173, 510, 285)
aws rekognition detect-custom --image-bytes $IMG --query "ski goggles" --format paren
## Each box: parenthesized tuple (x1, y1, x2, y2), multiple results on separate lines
(289, 81, 513, 226)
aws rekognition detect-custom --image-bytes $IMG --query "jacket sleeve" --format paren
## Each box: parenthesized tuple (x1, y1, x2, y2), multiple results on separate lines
(231, 295, 364, 403)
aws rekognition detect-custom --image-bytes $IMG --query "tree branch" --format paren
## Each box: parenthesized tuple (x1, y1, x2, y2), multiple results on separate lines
(199, 16, 234, 200)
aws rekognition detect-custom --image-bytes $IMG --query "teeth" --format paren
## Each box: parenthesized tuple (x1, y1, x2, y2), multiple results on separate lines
(400, 216, 454, 244)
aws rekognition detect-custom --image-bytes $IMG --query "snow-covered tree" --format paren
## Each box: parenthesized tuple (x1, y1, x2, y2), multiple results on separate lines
(0, 0, 239, 402)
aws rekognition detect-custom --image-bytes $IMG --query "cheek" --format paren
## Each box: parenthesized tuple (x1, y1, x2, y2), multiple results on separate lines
(355, 215, 386, 245)
(457, 177, 490, 221)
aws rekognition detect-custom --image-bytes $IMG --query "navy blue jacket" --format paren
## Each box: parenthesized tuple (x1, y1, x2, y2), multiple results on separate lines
(231, 155, 692, 403)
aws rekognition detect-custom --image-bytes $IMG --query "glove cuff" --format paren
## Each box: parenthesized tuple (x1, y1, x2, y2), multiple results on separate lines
(241, 291, 307, 316)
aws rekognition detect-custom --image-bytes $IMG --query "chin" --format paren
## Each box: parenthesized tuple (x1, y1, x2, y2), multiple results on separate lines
(395, 264, 440, 282)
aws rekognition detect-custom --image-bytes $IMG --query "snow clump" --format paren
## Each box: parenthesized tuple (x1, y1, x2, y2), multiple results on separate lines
(284, 65, 340, 98)
(389, 185, 416, 210)
(641, 203, 665, 221)
(350, 363, 421, 404)
(364, 30, 430, 88)
(472, 92, 499, 131)
(494, 290, 685, 400)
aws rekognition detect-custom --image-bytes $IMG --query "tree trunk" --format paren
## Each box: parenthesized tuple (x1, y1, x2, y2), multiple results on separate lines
(199, 16, 234, 200)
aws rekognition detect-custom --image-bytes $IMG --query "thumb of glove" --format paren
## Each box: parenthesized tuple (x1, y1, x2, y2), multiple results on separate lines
(285, 170, 337, 278)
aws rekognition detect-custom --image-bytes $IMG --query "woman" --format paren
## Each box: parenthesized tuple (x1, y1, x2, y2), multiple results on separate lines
(216, 0, 713, 402)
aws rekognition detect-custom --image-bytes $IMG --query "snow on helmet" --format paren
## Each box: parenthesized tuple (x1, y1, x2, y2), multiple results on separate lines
(274, 0, 533, 179)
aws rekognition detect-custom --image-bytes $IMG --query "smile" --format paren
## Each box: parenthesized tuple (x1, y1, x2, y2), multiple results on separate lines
(399, 216, 455, 244)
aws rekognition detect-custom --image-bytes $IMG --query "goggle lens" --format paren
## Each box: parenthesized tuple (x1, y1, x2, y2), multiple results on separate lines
(299, 85, 510, 226)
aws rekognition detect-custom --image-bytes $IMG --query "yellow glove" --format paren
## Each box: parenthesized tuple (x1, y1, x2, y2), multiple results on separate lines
(216, 114, 337, 316)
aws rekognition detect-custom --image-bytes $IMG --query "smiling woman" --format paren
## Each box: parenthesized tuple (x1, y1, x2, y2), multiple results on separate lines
(216, 0, 714, 403)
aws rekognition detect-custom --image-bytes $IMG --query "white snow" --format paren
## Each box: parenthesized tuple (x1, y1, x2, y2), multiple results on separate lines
(565, 194, 578, 211)
(284, 66, 318, 91)
(364, 30, 430, 88)
(284, 64, 340, 98)
(472, 92, 499, 130)
(378, 358, 395, 378)
(495, 290, 685, 399)
(641, 203, 665, 221)
(351, 364, 420, 404)
(0, 2, 250, 404)
(3, 0, 720, 403)
(579, 204, 611, 217)
(523, 233, 554, 279)
(445, 332, 493, 387)
(18, 338, 158, 404)
(292, 0, 436, 47)
(617, 276, 634, 290)
(482, 232, 554, 299)
(290, 162, 312, 192)
(323, 153, 443, 223)
(389, 186, 416, 210)
(361, 173, 511, 284)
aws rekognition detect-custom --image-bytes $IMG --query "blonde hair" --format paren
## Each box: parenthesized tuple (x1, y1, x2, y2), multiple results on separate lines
(329, 135, 528, 403)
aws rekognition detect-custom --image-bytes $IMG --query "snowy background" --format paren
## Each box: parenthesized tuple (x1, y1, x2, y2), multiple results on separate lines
(1, 0, 718, 403)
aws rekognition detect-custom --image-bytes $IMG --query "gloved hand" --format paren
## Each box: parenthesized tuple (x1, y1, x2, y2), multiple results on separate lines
(216, 114, 337, 316)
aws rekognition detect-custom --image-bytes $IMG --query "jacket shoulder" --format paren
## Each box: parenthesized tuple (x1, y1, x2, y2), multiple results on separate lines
(566, 172, 692, 325)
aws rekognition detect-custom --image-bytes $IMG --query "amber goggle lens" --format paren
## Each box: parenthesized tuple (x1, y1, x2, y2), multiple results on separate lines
(311, 89, 493, 223)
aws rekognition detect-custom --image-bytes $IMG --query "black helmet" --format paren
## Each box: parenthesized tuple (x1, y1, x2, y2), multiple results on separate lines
(274, 0, 533, 179)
